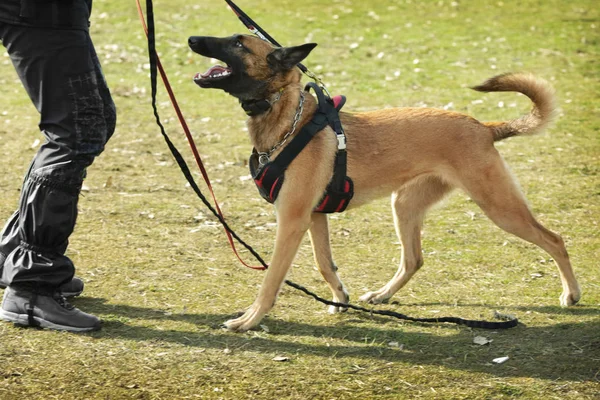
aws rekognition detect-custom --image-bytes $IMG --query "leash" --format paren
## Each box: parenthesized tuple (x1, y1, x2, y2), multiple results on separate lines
(136, 0, 267, 270)
(136, 0, 518, 329)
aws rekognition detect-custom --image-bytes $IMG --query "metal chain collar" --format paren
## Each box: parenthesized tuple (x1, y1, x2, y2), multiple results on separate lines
(258, 90, 305, 166)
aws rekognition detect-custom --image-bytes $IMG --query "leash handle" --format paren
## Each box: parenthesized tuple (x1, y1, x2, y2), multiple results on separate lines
(136, 0, 267, 270)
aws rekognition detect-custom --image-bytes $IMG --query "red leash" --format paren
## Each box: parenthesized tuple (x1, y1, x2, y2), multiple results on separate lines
(135, 0, 266, 270)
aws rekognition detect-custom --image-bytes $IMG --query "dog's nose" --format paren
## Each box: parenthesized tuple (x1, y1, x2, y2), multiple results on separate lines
(188, 36, 201, 47)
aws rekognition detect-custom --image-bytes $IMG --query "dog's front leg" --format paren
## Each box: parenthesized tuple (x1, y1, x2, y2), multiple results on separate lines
(308, 213, 349, 313)
(223, 203, 312, 332)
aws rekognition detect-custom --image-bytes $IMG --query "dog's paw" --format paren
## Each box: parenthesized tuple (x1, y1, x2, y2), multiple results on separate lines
(560, 288, 581, 307)
(359, 291, 391, 304)
(222, 304, 266, 332)
(223, 316, 260, 332)
(328, 290, 350, 314)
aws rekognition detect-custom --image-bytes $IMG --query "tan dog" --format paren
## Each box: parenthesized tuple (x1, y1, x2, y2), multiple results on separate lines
(188, 34, 581, 331)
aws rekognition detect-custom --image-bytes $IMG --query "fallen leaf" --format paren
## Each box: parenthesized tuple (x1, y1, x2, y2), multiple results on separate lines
(473, 336, 493, 345)
(492, 356, 509, 364)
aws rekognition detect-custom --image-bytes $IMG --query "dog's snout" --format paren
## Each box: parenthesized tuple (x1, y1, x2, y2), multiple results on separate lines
(188, 36, 210, 53)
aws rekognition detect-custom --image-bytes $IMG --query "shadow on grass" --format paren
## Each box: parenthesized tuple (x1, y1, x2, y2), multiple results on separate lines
(74, 296, 600, 383)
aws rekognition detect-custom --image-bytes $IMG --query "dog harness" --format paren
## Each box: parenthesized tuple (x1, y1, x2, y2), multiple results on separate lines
(249, 82, 354, 213)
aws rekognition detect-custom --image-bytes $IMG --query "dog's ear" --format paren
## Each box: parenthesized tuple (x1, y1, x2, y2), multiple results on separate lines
(267, 43, 317, 71)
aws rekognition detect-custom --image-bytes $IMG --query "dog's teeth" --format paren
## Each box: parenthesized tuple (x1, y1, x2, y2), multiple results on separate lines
(211, 71, 231, 79)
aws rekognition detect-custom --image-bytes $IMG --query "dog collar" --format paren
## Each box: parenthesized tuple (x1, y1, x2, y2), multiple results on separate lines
(240, 88, 284, 116)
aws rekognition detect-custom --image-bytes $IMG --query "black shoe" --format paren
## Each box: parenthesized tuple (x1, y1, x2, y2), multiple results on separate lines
(0, 276, 84, 298)
(0, 287, 101, 332)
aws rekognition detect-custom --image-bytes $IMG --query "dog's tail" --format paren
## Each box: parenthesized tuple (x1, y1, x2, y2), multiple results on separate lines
(471, 72, 557, 142)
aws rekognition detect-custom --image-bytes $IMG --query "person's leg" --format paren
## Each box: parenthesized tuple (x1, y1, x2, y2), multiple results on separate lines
(0, 23, 115, 288)
(0, 212, 86, 296)
(0, 22, 115, 331)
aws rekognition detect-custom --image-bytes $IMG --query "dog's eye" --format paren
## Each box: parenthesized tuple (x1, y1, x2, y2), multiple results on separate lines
(235, 40, 243, 48)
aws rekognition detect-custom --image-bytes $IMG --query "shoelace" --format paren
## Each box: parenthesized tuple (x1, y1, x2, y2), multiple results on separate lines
(23, 290, 75, 327)
(54, 294, 75, 310)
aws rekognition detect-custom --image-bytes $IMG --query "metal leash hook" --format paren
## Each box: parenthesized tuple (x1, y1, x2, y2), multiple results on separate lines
(304, 68, 331, 98)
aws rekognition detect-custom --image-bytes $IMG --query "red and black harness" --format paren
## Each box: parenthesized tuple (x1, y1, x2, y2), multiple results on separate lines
(249, 82, 354, 213)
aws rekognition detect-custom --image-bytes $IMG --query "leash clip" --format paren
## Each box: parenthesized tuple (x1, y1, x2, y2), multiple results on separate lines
(258, 152, 270, 166)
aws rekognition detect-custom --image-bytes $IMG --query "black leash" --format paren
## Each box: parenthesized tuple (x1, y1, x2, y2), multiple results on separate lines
(141, 0, 268, 269)
(140, 0, 518, 330)
(285, 281, 518, 329)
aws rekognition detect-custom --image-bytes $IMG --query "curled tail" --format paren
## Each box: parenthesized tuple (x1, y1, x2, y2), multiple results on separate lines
(471, 72, 557, 142)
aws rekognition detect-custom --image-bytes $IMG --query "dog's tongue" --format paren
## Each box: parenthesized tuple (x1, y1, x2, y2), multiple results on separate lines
(199, 65, 230, 78)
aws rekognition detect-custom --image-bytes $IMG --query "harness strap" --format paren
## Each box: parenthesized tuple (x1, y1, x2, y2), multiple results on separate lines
(250, 86, 331, 203)
(271, 110, 327, 170)
(250, 83, 354, 211)
(305, 83, 354, 213)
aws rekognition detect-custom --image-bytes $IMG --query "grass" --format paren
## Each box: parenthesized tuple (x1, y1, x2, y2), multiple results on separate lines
(1, 0, 599, 398)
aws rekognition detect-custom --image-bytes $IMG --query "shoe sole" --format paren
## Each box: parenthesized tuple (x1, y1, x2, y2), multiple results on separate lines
(0, 309, 101, 333)
(60, 291, 83, 298)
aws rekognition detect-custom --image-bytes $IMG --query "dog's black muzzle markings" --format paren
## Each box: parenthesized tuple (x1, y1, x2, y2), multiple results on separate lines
(188, 35, 267, 100)
(188, 36, 236, 89)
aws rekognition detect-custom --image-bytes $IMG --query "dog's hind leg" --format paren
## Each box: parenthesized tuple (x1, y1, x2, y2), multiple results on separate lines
(459, 151, 581, 306)
(308, 213, 349, 313)
(360, 177, 453, 304)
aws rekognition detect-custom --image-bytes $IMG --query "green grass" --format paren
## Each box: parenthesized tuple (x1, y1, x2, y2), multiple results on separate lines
(1, 0, 599, 399)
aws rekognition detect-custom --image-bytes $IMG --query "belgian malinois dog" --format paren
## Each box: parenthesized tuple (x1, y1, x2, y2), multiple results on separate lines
(188, 34, 581, 332)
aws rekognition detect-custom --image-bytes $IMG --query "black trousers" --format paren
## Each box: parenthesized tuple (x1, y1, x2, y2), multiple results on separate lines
(0, 21, 116, 289)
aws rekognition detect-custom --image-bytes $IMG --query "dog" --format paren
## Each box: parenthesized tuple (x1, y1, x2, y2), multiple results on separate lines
(187, 33, 581, 332)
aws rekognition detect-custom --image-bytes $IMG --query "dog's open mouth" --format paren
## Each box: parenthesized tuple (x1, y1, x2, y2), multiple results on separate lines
(194, 64, 232, 87)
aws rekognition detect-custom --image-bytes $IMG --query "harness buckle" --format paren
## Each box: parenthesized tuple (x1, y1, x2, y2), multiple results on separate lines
(336, 132, 346, 150)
